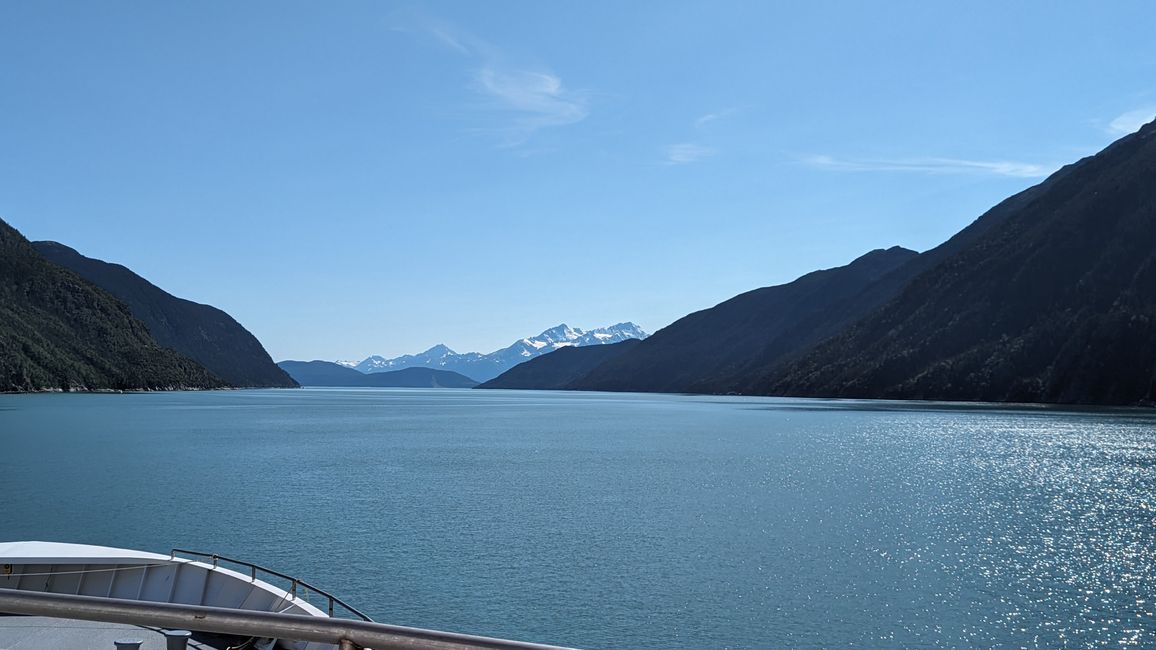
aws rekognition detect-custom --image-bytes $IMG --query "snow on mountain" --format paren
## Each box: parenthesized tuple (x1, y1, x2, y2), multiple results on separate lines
(574, 322, 649, 346)
(346, 322, 648, 383)
(353, 344, 478, 374)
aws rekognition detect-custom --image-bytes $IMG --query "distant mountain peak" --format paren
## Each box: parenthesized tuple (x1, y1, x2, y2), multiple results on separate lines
(347, 321, 649, 382)
(535, 324, 581, 342)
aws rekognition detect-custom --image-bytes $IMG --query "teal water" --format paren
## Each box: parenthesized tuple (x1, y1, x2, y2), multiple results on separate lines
(2, 388, 1154, 648)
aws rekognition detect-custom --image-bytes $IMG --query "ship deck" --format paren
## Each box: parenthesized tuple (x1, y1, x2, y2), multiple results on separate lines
(0, 614, 231, 649)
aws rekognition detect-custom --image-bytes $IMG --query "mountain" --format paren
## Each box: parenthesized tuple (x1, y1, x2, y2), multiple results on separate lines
(351, 322, 648, 382)
(32, 241, 296, 388)
(356, 344, 488, 377)
(0, 219, 224, 392)
(569, 247, 918, 393)
(477, 339, 643, 390)
(761, 118, 1156, 405)
(278, 361, 478, 388)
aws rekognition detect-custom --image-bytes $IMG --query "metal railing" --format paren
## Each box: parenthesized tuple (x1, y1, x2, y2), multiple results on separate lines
(170, 548, 372, 622)
(0, 587, 575, 650)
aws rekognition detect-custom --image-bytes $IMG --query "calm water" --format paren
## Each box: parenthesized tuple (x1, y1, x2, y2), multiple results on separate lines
(2, 388, 1154, 648)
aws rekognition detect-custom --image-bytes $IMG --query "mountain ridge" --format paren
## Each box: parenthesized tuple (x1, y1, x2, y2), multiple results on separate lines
(568, 247, 918, 393)
(349, 322, 648, 382)
(33, 241, 296, 388)
(477, 339, 643, 390)
(0, 219, 225, 392)
(278, 361, 478, 388)
(759, 117, 1156, 405)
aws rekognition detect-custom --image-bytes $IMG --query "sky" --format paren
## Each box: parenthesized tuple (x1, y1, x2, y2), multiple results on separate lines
(2, 2, 1154, 361)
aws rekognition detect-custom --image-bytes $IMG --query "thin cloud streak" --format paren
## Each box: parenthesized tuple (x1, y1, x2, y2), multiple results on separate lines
(665, 143, 715, 165)
(695, 108, 738, 128)
(1107, 107, 1156, 135)
(802, 154, 1053, 178)
(391, 13, 588, 146)
(474, 68, 589, 145)
(429, 27, 471, 55)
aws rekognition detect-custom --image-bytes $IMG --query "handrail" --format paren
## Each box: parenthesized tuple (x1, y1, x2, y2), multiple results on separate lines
(0, 587, 575, 650)
(170, 548, 372, 622)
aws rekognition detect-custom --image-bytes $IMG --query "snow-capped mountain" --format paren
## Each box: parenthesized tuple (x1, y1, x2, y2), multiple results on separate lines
(355, 344, 487, 374)
(349, 323, 648, 382)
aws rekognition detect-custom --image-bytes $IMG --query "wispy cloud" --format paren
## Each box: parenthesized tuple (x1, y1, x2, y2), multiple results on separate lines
(389, 13, 588, 147)
(1106, 107, 1156, 135)
(661, 110, 735, 165)
(695, 108, 739, 128)
(801, 154, 1052, 178)
(665, 143, 715, 165)
(473, 68, 589, 146)
(428, 27, 471, 55)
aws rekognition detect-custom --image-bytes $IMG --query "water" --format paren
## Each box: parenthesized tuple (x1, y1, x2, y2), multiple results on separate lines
(2, 389, 1154, 648)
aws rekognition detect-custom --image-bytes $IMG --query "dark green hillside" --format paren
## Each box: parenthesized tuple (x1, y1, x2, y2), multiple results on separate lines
(0, 219, 224, 392)
(34, 241, 296, 388)
(478, 339, 642, 390)
(278, 360, 478, 388)
(763, 118, 1156, 405)
(571, 247, 917, 393)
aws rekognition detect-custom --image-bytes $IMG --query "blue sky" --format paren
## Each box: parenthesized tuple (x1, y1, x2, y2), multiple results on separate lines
(3, 2, 1154, 361)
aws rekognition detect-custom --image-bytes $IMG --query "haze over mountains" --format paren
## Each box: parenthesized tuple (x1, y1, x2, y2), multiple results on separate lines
(338, 323, 648, 383)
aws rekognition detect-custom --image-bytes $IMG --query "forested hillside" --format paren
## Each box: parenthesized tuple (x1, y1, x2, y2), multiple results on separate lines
(0, 219, 224, 392)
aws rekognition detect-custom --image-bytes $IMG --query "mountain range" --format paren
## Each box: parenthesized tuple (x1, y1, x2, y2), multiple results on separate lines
(342, 322, 648, 382)
(8, 116, 1155, 405)
(276, 361, 478, 388)
(483, 117, 1156, 406)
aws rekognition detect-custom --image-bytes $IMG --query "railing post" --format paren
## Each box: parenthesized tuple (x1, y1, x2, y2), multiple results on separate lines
(339, 639, 357, 650)
(165, 629, 192, 650)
